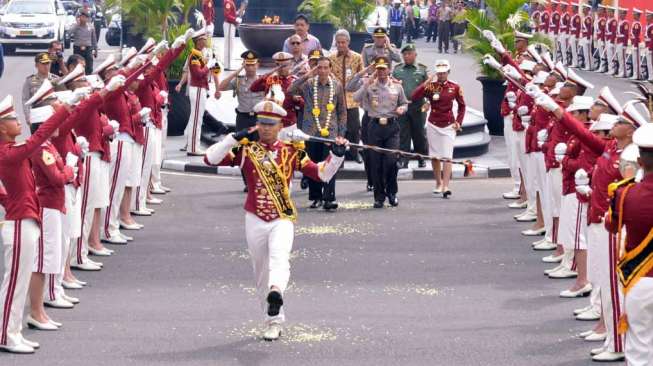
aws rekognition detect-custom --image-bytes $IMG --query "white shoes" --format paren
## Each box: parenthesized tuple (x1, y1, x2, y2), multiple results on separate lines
(131, 210, 152, 216)
(574, 305, 593, 315)
(89, 247, 112, 256)
(584, 331, 606, 342)
(44, 297, 74, 309)
(62, 293, 80, 304)
(432, 186, 443, 195)
(62, 280, 83, 289)
(515, 212, 537, 222)
(542, 253, 563, 262)
(502, 190, 520, 199)
(26, 315, 58, 330)
(120, 220, 143, 230)
(592, 351, 624, 362)
(521, 227, 546, 236)
(87, 258, 103, 267)
(576, 308, 601, 321)
(150, 187, 166, 195)
(508, 201, 528, 209)
(560, 283, 592, 298)
(534, 241, 557, 251)
(146, 197, 162, 205)
(0, 342, 35, 354)
(19, 335, 40, 349)
(548, 267, 578, 279)
(262, 323, 282, 341)
(590, 347, 605, 356)
(102, 235, 128, 244)
(70, 261, 102, 271)
(120, 232, 134, 241)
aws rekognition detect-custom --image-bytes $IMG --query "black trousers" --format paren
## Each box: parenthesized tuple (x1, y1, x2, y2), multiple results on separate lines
(451, 22, 466, 51)
(73, 46, 93, 75)
(306, 141, 336, 202)
(405, 21, 414, 43)
(399, 105, 427, 156)
(426, 21, 438, 42)
(390, 26, 403, 49)
(345, 108, 361, 160)
(235, 110, 258, 138)
(361, 112, 374, 187)
(368, 118, 400, 202)
(438, 21, 451, 52)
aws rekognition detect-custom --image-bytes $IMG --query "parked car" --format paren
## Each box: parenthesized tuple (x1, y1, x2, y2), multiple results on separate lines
(0, 0, 67, 53)
(104, 12, 119, 46)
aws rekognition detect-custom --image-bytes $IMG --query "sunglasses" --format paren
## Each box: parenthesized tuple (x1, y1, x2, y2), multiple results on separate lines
(290, 42, 301, 45)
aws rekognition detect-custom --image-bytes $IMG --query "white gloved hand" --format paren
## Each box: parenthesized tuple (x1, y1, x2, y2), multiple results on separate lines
(108, 119, 120, 134)
(521, 115, 531, 128)
(482, 29, 497, 42)
(153, 40, 168, 55)
(574, 168, 590, 186)
(172, 35, 186, 49)
(65, 152, 79, 168)
(505, 91, 517, 103)
(525, 83, 541, 98)
(491, 39, 506, 54)
(235, 17, 242, 24)
(159, 90, 169, 104)
(537, 129, 548, 148)
(183, 28, 194, 42)
(482, 54, 502, 70)
(76, 136, 89, 157)
(66, 87, 91, 105)
(139, 107, 152, 124)
(535, 92, 560, 112)
(576, 185, 592, 196)
(508, 102, 516, 109)
(206, 24, 215, 36)
(206, 58, 217, 69)
(502, 65, 522, 81)
(105, 75, 126, 92)
(128, 56, 144, 69)
(517, 105, 529, 116)
(554, 142, 567, 156)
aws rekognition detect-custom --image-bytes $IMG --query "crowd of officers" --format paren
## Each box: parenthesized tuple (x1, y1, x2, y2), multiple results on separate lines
(482, 22, 653, 364)
(0, 27, 199, 354)
(530, 1, 653, 81)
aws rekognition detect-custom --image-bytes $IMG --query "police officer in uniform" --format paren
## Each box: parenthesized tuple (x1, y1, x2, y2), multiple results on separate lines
(392, 43, 428, 169)
(21, 52, 57, 131)
(361, 27, 402, 68)
(351, 56, 408, 208)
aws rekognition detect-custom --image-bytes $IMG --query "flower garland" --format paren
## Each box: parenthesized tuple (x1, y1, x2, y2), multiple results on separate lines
(311, 76, 335, 137)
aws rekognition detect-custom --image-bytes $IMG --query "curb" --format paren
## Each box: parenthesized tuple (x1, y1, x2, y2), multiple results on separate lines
(162, 159, 511, 180)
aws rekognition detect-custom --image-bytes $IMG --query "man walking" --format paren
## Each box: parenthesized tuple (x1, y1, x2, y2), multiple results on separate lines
(69, 10, 97, 74)
(437, 0, 453, 53)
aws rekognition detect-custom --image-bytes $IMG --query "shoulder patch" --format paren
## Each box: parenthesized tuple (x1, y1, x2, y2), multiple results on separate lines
(42, 150, 55, 166)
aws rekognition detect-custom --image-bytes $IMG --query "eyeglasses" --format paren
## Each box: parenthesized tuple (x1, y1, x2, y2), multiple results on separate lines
(290, 42, 301, 45)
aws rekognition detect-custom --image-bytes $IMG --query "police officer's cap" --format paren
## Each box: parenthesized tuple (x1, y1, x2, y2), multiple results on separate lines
(308, 48, 324, 60)
(401, 43, 416, 53)
(35, 52, 51, 64)
(374, 56, 390, 69)
(372, 27, 388, 37)
(241, 50, 259, 65)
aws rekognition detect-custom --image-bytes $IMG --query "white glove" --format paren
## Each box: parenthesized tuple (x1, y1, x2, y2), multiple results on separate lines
(482, 29, 497, 43)
(105, 75, 126, 92)
(183, 28, 194, 42)
(574, 168, 590, 186)
(206, 24, 215, 36)
(139, 107, 152, 124)
(65, 152, 79, 168)
(502, 65, 522, 81)
(153, 40, 168, 55)
(554, 142, 567, 156)
(108, 119, 120, 134)
(76, 136, 89, 157)
(535, 92, 560, 112)
(508, 102, 516, 109)
(525, 83, 541, 98)
(576, 185, 592, 196)
(66, 87, 91, 105)
(159, 90, 169, 104)
(517, 105, 529, 116)
(235, 17, 242, 24)
(206, 58, 217, 69)
(521, 115, 531, 128)
(537, 129, 548, 148)
(505, 91, 517, 104)
(482, 54, 502, 70)
(128, 56, 144, 69)
(172, 35, 186, 49)
(491, 39, 506, 54)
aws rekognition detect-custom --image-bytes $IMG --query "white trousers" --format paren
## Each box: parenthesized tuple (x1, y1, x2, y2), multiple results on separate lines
(632, 46, 641, 79)
(0, 219, 39, 347)
(559, 194, 588, 271)
(76, 152, 108, 265)
(102, 139, 133, 240)
(245, 213, 294, 325)
(588, 222, 624, 353)
(624, 277, 653, 366)
(559, 34, 569, 64)
(580, 39, 592, 70)
(532, 152, 550, 239)
(616, 43, 626, 77)
(152, 109, 167, 189)
(223, 22, 236, 70)
(503, 115, 521, 193)
(126, 142, 143, 188)
(134, 125, 155, 212)
(586, 204, 601, 312)
(569, 36, 579, 66)
(35, 208, 62, 275)
(185, 86, 207, 154)
(647, 50, 653, 81)
(605, 43, 616, 74)
(544, 168, 562, 243)
(49, 185, 80, 301)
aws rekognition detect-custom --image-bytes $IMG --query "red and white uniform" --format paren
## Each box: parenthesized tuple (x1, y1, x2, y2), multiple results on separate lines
(605, 17, 618, 74)
(250, 75, 304, 129)
(205, 135, 343, 325)
(647, 21, 653, 81)
(223, 0, 238, 70)
(186, 48, 210, 154)
(540, 11, 551, 34)
(631, 20, 643, 79)
(580, 13, 593, 70)
(569, 12, 581, 66)
(151, 71, 169, 191)
(616, 19, 630, 77)
(560, 11, 571, 63)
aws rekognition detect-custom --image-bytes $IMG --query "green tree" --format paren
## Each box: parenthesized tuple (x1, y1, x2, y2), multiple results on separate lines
(330, 0, 375, 32)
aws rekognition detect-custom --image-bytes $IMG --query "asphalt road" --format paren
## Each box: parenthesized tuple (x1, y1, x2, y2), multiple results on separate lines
(0, 173, 623, 366)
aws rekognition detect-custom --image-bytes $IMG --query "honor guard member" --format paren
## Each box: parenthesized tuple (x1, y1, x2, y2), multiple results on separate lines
(185, 28, 221, 156)
(549, 1, 561, 59)
(559, 2, 571, 64)
(539, 4, 551, 35)
(579, 3, 593, 71)
(568, 2, 581, 67)
(22, 52, 57, 129)
(362, 27, 402, 68)
(202, 0, 215, 35)
(411, 59, 465, 199)
(204, 100, 346, 341)
(223, 0, 241, 70)
(615, 7, 630, 78)
(607, 123, 653, 366)
(596, 5, 608, 72)
(392, 43, 428, 169)
(647, 10, 653, 81)
(630, 8, 643, 80)
(352, 56, 408, 208)
(531, 4, 542, 32)
(604, 6, 618, 75)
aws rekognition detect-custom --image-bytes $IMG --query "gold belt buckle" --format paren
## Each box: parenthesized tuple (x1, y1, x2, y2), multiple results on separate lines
(379, 117, 388, 125)
(80, 46, 86, 51)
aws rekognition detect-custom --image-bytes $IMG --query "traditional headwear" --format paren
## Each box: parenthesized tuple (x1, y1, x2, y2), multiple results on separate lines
(30, 105, 55, 124)
(241, 50, 259, 65)
(590, 113, 620, 131)
(597, 86, 623, 114)
(253, 100, 286, 125)
(24, 79, 55, 107)
(0, 95, 16, 120)
(633, 123, 653, 151)
(566, 68, 594, 89)
(58, 64, 85, 85)
(93, 54, 117, 75)
(138, 38, 156, 55)
(434, 59, 451, 73)
(567, 96, 594, 112)
(620, 101, 648, 128)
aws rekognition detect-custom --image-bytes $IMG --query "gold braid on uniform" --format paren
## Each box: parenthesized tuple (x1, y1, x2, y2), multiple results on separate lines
(245, 142, 297, 221)
(424, 82, 442, 94)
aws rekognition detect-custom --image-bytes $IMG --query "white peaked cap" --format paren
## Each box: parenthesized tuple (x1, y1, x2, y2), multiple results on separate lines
(597, 86, 623, 114)
(92, 54, 117, 75)
(590, 113, 620, 131)
(533, 71, 549, 84)
(119, 47, 138, 66)
(566, 68, 594, 89)
(58, 64, 85, 85)
(621, 101, 648, 128)
(0, 95, 16, 119)
(25, 79, 55, 106)
(567, 95, 594, 112)
(29, 105, 54, 124)
(633, 123, 653, 149)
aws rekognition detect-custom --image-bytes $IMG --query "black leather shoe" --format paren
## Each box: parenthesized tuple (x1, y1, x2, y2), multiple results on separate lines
(418, 159, 426, 168)
(309, 200, 323, 209)
(300, 178, 309, 190)
(354, 153, 363, 164)
(397, 159, 408, 169)
(388, 195, 399, 207)
(442, 190, 452, 199)
(373, 200, 384, 208)
(323, 201, 338, 210)
(266, 290, 283, 316)
(366, 184, 374, 192)
(243, 186, 248, 193)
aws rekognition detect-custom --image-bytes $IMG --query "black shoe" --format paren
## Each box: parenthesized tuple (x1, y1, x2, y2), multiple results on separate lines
(323, 201, 338, 210)
(309, 200, 323, 209)
(354, 153, 363, 164)
(366, 184, 374, 192)
(243, 186, 248, 193)
(266, 290, 283, 316)
(418, 159, 426, 168)
(442, 190, 452, 199)
(300, 178, 309, 190)
(438, 49, 442, 53)
(373, 200, 384, 208)
(388, 195, 399, 207)
(397, 159, 408, 169)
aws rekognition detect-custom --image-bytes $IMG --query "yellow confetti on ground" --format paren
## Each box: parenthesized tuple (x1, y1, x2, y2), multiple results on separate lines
(339, 200, 375, 210)
(227, 323, 338, 344)
(295, 222, 374, 236)
(383, 284, 449, 297)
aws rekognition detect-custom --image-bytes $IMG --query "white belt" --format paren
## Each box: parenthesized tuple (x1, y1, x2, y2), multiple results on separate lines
(116, 132, 135, 143)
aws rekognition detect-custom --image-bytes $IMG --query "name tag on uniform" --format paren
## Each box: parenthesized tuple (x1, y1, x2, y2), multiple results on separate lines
(379, 118, 388, 125)
(346, 68, 352, 77)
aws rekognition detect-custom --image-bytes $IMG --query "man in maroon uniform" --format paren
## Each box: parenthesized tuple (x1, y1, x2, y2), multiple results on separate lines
(647, 10, 653, 81)
(568, 2, 581, 67)
(630, 8, 644, 80)
(615, 7, 630, 78)
(604, 6, 618, 75)
(580, 3, 593, 70)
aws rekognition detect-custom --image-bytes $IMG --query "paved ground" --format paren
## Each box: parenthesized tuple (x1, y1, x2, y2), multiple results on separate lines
(0, 173, 623, 365)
